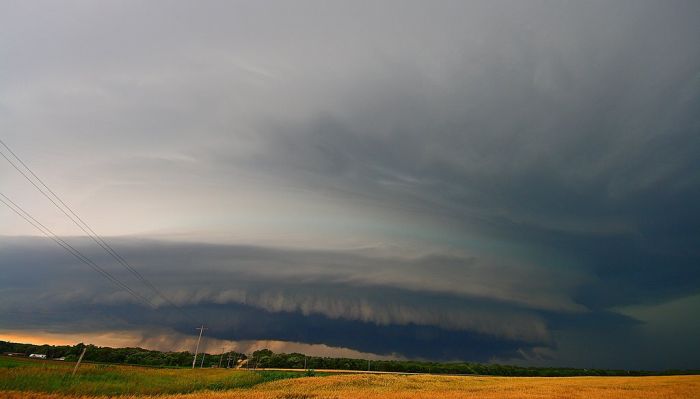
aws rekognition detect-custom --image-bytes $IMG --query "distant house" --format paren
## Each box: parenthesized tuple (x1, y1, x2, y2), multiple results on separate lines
(55, 357, 66, 361)
(29, 354, 47, 359)
(3, 352, 25, 357)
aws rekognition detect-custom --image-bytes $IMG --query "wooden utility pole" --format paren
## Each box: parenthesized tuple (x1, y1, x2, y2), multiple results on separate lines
(219, 346, 225, 368)
(192, 325, 207, 369)
(71, 347, 87, 377)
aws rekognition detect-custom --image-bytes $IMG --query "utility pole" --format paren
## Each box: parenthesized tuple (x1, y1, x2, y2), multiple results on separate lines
(192, 325, 207, 369)
(219, 346, 225, 368)
(368, 359, 371, 372)
(304, 356, 307, 370)
(226, 353, 232, 368)
(200, 352, 206, 368)
(71, 347, 87, 377)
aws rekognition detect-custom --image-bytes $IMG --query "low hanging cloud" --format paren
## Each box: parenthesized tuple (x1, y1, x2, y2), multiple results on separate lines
(1, 236, 555, 344)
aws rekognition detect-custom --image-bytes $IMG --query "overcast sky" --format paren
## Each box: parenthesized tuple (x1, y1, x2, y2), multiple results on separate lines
(1, 0, 699, 369)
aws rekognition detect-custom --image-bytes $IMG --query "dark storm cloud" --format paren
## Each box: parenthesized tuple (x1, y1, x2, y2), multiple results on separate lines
(0, 236, 557, 361)
(0, 236, 562, 341)
(0, 235, 689, 367)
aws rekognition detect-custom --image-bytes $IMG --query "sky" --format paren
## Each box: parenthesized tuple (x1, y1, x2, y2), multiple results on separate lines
(1, 0, 699, 370)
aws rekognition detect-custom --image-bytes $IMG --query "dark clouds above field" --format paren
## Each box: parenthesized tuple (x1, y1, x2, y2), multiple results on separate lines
(1, 1, 699, 369)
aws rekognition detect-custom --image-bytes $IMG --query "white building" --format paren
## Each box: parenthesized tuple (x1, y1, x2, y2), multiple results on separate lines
(29, 354, 47, 359)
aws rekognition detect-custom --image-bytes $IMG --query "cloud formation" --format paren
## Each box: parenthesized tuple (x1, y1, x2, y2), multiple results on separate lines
(1, 1, 699, 369)
(1, 237, 554, 342)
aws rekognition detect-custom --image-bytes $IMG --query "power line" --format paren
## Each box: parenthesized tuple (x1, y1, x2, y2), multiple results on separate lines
(0, 192, 155, 308)
(0, 138, 196, 322)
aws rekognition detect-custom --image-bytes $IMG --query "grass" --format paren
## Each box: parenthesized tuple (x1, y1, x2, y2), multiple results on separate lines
(0, 356, 302, 395)
(2, 356, 699, 398)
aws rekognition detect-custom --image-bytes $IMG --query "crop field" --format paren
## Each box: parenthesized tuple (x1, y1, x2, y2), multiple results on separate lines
(2, 356, 699, 399)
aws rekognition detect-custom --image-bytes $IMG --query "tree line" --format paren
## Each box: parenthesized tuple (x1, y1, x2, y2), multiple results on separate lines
(248, 349, 699, 376)
(2, 340, 697, 376)
(0, 340, 245, 368)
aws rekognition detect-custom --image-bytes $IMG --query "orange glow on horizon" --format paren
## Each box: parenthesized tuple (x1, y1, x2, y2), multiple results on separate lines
(0, 329, 400, 360)
(0, 330, 147, 348)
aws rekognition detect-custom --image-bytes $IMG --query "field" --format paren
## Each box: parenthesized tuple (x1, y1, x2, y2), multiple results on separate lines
(2, 356, 699, 399)
(0, 356, 303, 395)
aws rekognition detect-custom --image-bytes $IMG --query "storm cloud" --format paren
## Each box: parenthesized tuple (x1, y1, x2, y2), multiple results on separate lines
(1, 0, 699, 369)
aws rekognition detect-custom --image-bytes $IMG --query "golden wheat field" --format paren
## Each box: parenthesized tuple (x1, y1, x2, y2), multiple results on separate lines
(3, 374, 700, 399)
